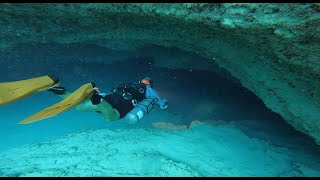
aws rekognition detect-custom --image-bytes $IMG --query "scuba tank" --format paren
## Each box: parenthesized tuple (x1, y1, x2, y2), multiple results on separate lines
(123, 98, 156, 124)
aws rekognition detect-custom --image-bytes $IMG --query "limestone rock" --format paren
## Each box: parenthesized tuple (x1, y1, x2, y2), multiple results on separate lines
(1, 3, 320, 143)
(152, 121, 188, 130)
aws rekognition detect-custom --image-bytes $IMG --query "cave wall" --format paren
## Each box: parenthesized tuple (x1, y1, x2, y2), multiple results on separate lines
(1, 3, 320, 144)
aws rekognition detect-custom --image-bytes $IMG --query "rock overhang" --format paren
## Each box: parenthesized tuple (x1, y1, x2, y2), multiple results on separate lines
(1, 3, 320, 144)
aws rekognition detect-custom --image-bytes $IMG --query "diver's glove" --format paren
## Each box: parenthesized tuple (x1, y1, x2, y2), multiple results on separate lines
(160, 99, 168, 109)
(90, 82, 102, 105)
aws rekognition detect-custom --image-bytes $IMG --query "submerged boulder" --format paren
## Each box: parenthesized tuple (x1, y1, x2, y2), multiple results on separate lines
(1, 3, 320, 143)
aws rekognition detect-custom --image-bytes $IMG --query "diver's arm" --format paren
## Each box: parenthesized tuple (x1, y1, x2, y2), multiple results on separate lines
(145, 86, 168, 109)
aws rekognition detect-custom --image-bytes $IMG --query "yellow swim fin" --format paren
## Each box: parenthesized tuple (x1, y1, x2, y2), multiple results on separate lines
(0, 75, 55, 106)
(18, 83, 94, 124)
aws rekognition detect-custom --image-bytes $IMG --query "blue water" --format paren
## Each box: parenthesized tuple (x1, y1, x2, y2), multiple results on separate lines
(1, 43, 320, 176)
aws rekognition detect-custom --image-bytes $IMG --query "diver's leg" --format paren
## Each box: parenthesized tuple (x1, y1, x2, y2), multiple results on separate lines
(96, 100, 120, 121)
(53, 90, 99, 112)
(48, 83, 100, 112)
(51, 88, 120, 120)
(48, 81, 120, 121)
(74, 96, 120, 121)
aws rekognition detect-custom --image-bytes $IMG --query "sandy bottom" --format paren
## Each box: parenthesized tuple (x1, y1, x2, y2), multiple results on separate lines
(1, 121, 320, 177)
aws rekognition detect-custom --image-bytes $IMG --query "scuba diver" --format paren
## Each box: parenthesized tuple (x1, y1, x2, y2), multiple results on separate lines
(0, 75, 168, 124)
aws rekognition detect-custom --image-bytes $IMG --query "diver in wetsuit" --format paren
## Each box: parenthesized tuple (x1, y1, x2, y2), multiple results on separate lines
(0, 75, 167, 124)
(49, 76, 168, 124)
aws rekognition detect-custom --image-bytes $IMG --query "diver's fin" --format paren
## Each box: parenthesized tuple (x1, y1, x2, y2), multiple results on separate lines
(18, 83, 94, 124)
(0, 76, 55, 106)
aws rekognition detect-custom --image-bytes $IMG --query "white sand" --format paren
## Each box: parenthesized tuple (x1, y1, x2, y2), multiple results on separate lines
(0, 122, 320, 177)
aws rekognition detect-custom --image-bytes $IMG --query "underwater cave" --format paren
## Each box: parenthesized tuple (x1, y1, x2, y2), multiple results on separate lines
(0, 3, 320, 177)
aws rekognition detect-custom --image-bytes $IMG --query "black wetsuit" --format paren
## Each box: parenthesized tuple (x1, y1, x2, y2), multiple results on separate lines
(102, 83, 147, 118)
(102, 93, 135, 118)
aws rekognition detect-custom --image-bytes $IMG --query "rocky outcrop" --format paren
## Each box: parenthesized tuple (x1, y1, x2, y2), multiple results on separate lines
(1, 123, 320, 176)
(1, 3, 320, 143)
